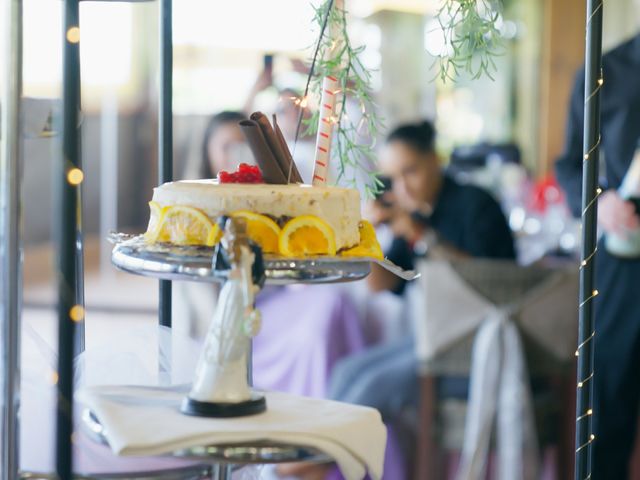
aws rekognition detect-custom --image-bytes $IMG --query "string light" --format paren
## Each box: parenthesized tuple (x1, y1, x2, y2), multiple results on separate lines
(583, 134, 602, 162)
(67, 168, 84, 186)
(50, 371, 59, 385)
(575, 4, 603, 471)
(66, 26, 80, 44)
(577, 409, 594, 422)
(69, 304, 85, 322)
(579, 289, 599, 308)
(578, 373, 593, 389)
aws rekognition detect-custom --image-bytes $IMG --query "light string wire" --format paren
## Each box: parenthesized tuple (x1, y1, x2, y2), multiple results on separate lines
(574, 0, 604, 477)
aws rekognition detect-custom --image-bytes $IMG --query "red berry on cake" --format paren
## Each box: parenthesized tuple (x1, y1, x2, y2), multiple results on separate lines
(218, 164, 264, 184)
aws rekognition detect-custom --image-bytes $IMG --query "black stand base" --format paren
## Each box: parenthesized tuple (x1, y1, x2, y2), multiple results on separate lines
(181, 393, 266, 418)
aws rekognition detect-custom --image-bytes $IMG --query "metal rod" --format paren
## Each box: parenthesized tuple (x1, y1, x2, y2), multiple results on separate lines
(0, 1, 23, 479)
(57, 1, 81, 478)
(211, 464, 233, 480)
(158, 0, 173, 329)
(574, 0, 603, 478)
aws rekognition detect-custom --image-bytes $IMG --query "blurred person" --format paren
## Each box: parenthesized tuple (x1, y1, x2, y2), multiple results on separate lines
(187, 110, 248, 180)
(555, 33, 640, 479)
(328, 119, 515, 423)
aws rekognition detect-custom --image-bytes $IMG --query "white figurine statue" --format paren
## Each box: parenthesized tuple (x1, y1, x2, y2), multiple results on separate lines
(182, 218, 265, 416)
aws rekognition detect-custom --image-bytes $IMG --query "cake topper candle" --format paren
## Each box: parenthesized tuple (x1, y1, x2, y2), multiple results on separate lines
(312, 75, 339, 186)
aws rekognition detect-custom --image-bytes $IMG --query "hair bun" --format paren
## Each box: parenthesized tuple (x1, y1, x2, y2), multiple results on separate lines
(386, 119, 436, 154)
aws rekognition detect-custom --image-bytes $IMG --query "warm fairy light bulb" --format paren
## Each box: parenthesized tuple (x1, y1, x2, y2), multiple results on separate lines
(67, 168, 84, 186)
(299, 97, 308, 108)
(596, 187, 603, 194)
(69, 304, 85, 322)
(575, 350, 579, 357)
(598, 78, 604, 86)
(66, 26, 80, 44)
(584, 154, 590, 160)
(591, 434, 596, 440)
(50, 371, 59, 385)
(587, 409, 593, 415)
(593, 289, 599, 296)
(578, 381, 584, 388)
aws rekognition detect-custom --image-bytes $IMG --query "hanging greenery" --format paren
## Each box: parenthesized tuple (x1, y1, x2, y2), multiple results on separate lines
(298, 0, 507, 194)
(299, 0, 384, 196)
(433, 0, 507, 82)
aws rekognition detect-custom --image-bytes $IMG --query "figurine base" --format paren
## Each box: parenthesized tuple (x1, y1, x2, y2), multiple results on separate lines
(181, 393, 267, 418)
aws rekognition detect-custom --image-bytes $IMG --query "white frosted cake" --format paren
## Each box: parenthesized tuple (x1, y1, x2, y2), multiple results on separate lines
(150, 180, 362, 251)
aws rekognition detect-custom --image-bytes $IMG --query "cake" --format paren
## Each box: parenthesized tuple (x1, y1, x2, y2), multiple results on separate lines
(147, 180, 362, 253)
(144, 113, 382, 259)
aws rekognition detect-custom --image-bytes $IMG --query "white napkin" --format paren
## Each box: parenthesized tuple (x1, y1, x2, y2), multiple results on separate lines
(77, 386, 386, 480)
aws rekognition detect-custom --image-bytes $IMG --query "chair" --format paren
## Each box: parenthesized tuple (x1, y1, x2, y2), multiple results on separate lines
(410, 259, 578, 480)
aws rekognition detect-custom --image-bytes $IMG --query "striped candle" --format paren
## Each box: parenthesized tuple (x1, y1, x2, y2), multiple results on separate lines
(312, 75, 339, 186)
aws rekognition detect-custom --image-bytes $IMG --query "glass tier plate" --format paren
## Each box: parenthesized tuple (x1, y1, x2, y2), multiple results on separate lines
(110, 235, 418, 285)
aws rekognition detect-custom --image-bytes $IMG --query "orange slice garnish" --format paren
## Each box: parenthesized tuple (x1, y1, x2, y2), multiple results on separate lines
(144, 201, 164, 242)
(279, 215, 337, 257)
(230, 210, 281, 254)
(341, 220, 384, 260)
(154, 205, 221, 246)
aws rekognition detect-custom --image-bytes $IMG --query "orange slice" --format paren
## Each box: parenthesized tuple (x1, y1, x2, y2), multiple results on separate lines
(230, 210, 281, 254)
(279, 215, 337, 257)
(341, 220, 384, 260)
(144, 201, 164, 242)
(155, 205, 221, 246)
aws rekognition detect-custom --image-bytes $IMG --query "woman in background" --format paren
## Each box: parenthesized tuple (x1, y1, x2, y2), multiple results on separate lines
(183, 110, 248, 181)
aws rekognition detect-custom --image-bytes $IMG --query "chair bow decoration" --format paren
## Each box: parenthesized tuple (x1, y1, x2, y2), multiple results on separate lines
(408, 260, 578, 480)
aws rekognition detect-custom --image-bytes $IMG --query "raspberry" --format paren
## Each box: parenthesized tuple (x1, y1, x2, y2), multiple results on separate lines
(218, 164, 263, 184)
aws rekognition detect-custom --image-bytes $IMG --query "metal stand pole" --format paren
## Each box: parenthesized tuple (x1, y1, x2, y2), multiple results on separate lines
(211, 464, 233, 480)
(158, 0, 173, 330)
(0, 1, 23, 479)
(574, 0, 603, 478)
(57, 1, 81, 478)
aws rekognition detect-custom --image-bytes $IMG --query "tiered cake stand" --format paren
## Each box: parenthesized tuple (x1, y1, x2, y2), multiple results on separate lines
(77, 234, 416, 479)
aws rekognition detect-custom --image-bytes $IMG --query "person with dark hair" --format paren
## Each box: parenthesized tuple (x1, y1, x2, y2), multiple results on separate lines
(197, 110, 248, 179)
(328, 119, 515, 420)
(366, 120, 516, 295)
(555, 33, 640, 479)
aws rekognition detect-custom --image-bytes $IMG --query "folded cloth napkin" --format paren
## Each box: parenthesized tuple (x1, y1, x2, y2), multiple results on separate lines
(77, 386, 386, 480)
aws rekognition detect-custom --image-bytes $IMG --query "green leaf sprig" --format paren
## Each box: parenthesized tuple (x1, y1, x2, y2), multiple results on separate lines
(434, 0, 506, 82)
(298, 0, 384, 197)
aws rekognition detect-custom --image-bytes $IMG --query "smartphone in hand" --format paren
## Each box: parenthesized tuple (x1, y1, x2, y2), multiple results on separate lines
(263, 54, 274, 74)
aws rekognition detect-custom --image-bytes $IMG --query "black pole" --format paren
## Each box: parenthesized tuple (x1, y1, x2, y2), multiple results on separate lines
(0, 2, 23, 479)
(575, 0, 603, 478)
(57, 1, 81, 479)
(159, 0, 173, 328)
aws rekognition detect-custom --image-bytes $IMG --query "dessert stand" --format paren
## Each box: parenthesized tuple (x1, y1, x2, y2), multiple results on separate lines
(77, 220, 417, 479)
